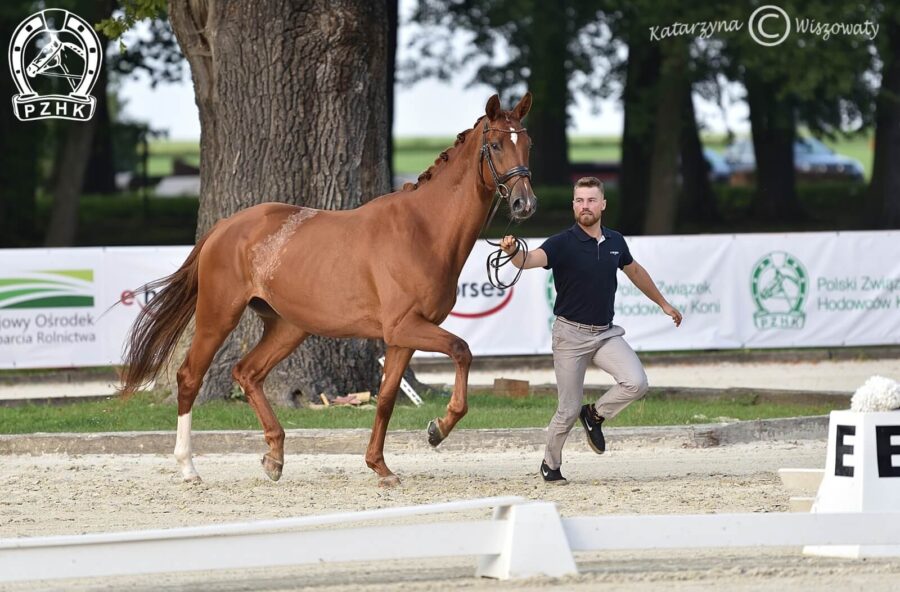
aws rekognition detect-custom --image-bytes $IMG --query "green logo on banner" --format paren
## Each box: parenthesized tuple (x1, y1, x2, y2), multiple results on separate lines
(546, 272, 557, 331)
(750, 252, 807, 330)
(0, 270, 94, 309)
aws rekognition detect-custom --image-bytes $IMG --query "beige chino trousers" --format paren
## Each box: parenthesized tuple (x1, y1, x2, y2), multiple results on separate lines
(544, 318, 649, 469)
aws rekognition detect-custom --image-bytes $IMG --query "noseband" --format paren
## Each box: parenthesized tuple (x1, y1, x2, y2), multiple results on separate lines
(479, 120, 531, 199)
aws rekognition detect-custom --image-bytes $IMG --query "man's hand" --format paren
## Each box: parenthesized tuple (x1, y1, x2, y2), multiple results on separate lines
(500, 235, 518, 256)
(662, 303, 683, 327)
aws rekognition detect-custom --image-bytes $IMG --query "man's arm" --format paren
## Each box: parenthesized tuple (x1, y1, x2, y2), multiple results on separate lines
(500, 235, 548, 269)
(622, 260, 683, 327)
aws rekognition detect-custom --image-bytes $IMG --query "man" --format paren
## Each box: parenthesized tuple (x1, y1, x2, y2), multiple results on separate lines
(500, 176, 682, 484)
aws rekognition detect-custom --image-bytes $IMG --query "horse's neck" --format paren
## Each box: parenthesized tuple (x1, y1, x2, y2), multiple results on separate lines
(415, 144, 493, 278)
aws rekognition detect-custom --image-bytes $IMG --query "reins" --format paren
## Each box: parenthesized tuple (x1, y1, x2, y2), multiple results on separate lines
(478, 120, 531, 290)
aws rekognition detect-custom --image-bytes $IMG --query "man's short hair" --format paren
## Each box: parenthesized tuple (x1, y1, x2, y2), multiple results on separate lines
(574, 176, 604, 195)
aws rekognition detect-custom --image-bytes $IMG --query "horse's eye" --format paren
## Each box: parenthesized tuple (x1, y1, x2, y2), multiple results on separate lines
(491, 143, 500, 151)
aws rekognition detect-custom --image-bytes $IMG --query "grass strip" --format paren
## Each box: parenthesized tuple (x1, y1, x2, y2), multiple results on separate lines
(0, 391, 844, 434)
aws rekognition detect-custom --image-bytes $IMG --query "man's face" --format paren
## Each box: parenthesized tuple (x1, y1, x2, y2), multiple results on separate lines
(572, 186, 606, 226)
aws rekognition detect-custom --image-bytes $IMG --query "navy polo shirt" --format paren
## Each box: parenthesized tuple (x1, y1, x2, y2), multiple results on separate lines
(540, 224, 633, 326)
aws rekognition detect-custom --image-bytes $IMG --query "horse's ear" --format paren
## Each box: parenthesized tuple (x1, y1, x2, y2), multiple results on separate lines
(512, 91, 532, 120)
(485, 94, 502, 120)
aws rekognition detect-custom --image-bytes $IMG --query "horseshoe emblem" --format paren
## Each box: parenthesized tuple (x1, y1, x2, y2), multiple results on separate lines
(8, 9, 103, 122)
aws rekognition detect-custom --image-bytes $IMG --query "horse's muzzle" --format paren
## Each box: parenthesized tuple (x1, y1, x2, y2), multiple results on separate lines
(510, 183, 537, 221)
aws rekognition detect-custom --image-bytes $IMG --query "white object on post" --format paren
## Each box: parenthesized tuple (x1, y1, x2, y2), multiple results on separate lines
(805, 410, 900, 558)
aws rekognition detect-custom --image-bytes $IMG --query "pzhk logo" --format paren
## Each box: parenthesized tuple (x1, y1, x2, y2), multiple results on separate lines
(751, 251, 808, 330)
(8, 9, 103, 122)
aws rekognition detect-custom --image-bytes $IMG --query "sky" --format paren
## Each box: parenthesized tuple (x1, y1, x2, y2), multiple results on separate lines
(117, 3, 751, 141)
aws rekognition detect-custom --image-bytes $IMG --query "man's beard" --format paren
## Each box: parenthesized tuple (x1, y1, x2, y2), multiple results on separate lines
(576, 210, 598, 225)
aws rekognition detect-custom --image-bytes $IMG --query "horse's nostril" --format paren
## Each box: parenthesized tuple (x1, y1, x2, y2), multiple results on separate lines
(512, 198, 525, 212)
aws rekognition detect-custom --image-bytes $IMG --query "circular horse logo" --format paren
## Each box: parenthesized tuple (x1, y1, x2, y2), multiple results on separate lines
(750, 251, 808, 330)
(8, 9, 103, 122)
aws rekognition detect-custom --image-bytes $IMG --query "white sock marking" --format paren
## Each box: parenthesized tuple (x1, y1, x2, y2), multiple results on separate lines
(174, 412, 200, 481)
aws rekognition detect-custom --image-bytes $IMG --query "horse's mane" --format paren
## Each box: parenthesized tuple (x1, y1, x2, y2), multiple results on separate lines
(403, 116, 487, 191)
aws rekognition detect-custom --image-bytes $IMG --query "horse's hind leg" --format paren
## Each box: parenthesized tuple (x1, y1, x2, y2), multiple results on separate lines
(232, 315, 308, 481)
(174, 293, 245, 482)
(365, 345, 414, 487)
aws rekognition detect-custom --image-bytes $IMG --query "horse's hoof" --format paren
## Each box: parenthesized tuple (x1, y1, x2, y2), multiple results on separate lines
(182, 474, 202, 484)
(261, 454, 283, 482)
(378, 474, 401, 488)
(427, 419, 445, 447)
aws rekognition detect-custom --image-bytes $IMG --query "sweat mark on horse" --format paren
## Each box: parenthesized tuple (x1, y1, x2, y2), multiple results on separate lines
(251, 207, 318, 285)
(120, 93, 536, 487)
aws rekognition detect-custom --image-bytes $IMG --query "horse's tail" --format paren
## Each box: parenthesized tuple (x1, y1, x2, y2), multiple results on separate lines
(119, 230, 213, 396)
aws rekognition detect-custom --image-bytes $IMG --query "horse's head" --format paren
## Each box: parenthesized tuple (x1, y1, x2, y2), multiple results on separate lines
(26, 34, 62, 78)
(480, 92, 537, 221)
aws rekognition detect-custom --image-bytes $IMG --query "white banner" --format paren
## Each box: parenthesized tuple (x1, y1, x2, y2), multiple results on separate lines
(1, 231, 898, 368)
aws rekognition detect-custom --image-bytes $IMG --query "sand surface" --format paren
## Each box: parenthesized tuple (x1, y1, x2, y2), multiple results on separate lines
(3, 439, 899, 590)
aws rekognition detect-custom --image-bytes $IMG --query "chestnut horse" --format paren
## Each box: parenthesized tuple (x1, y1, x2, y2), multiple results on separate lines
(120, 93, 536, 487)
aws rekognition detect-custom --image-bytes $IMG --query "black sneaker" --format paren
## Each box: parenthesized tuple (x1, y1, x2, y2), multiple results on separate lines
(579, 404, 606, 454)
(540, 460, 568, 485)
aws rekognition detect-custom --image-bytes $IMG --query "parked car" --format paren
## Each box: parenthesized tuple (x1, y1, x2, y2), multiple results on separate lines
(568, 150, 731, 187)
(724, 137, 865, 182)
(702, 148, 731, 184)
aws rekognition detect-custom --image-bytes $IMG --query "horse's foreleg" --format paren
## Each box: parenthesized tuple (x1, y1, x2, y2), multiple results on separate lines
(387, 317, 471, 447)
(365, 346, 414, 487)
(232, 317, 308, 482)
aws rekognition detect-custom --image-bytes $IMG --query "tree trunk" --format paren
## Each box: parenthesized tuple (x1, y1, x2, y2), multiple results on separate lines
(82, 60, 117, 194)
(680, 84, 719, 226)
(386, 0, 397, 187)
(868, 17, 900, 229)
(526, 0, 570, 186)
(44, 118, 98, 246)
(168, 0, 390, 405)
(745, 75, 802, 221)
(619, 40, 660, 235)
(644, 39, 686, 235)
(43, 0, 113, 245)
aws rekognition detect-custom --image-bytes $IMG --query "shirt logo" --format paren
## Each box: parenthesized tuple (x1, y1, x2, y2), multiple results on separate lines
(610, 251, 620, 255)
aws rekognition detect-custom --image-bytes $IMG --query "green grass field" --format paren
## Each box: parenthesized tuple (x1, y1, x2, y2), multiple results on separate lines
(0, 391, 843, 434)
(149, 134, 875, 180)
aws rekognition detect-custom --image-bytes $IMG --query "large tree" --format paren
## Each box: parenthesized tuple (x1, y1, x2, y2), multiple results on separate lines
(162, 0, 391, 404)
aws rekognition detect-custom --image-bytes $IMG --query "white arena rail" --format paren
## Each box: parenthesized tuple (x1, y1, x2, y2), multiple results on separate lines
(2, 496, 899, 583)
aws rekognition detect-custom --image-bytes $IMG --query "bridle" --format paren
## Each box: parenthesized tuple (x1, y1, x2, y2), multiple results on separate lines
(479, 120, 531, 199)
(478, 120, 533, 290)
